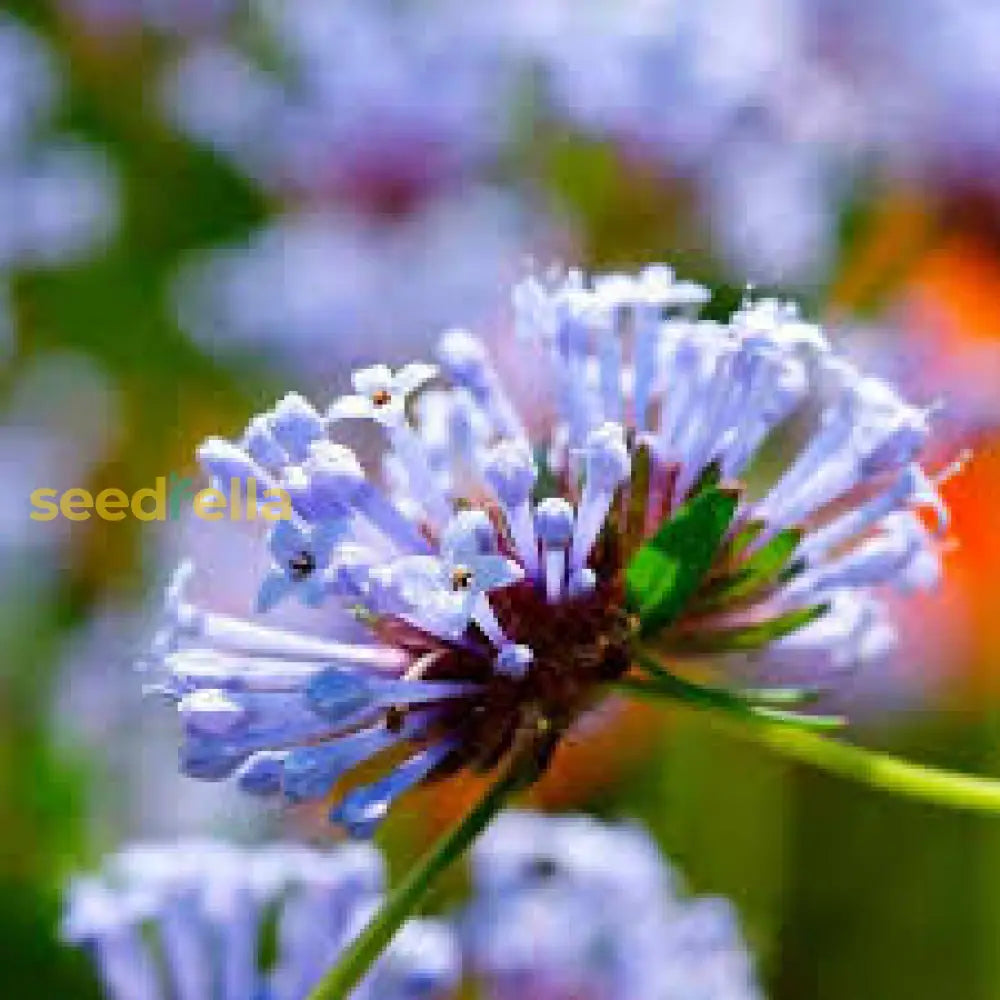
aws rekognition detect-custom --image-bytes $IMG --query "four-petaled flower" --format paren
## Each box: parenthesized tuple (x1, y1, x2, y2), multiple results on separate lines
(385, 510, 524, 639)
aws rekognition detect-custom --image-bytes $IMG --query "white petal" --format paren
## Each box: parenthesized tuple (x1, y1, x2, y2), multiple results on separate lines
(370, 397, 407, 428)
(390, 556, 449, 605)
(352, 364, 394, 396)
(326, 395, 376, 422)
(393, 362, 438, 396)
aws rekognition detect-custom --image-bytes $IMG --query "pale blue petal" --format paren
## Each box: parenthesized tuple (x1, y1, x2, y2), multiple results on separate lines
(470, 554, 524, 592)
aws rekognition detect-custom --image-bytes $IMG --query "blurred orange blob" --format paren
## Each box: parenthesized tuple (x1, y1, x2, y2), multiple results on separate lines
(935, 448, 1000, 687)
(409, 697, 663, 839)
(908, 234, 1000, 346)
(903, 233, 1000, 692)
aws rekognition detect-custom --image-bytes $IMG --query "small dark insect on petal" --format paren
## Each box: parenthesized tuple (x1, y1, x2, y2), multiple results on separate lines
(288, 550, 317, 581)
(385, 706, 406, 733)
(527, 856, 561, 880)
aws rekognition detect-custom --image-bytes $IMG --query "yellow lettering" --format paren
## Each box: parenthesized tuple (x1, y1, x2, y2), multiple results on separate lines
(260, 489, 293, 522)
(60, 488, 93, 522)
(95, 488, 129, 522)
(229, 476, 242, 520)
(245, 475, 257, 521)
(29, 488, 59, 521)
(194, 487, 227, 521)
(132, 477, 167, 521)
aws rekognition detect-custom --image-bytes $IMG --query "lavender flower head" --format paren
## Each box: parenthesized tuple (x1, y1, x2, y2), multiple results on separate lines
(63, 822, 760, 999)
(0, 15, 116, 270)
(163, 0, 518, 211)
(0, 16, 116, 361)
(148, 264, 950, 836)
(467, 811, 763, 999)
(172, 190, 555, 377)
(62, 840, 459, 1000)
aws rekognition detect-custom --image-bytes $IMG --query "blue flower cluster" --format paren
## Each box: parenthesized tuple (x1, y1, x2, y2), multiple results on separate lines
(467, 812, 763, 1000)
(65, 815, 762, 999)
(63, 840, 458, 1000)
(148, 266, 948, 838)
(0, 14, 116, 359)
(157, 0, 1000, 294)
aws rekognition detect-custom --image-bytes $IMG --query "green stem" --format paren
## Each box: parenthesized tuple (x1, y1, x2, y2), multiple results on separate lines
(307, 766, 520, 1000)
(720, 718, 1000, 814)
(620, 665, 1000, 814)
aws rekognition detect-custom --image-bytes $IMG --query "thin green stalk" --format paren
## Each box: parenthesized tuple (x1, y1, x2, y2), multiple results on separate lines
(619, 667, 1000, 814)
(719, 718, 1000, 814)
(307, 765, 520, 1000)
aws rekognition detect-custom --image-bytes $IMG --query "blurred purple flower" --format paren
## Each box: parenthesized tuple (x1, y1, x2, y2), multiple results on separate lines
(172, 191, 566, 382)
(487, 0, 1000, 282)
(63, 817, 762, 999)
(162, 0, 521, 210)
(0, 15, 117, 351)
(60, 0, 237, 38)
(467, 811, 763, 999)
(63, 840, 459, 1000)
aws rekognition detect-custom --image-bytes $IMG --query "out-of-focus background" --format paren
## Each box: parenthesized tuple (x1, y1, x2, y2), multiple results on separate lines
(3, 2, 1000, 997)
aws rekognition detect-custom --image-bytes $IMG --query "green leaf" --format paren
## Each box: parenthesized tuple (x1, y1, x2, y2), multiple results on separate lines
(738, 686, 821, 707)
(665, 602, 830, 654)
(684, 459, 723, 503)
(728, 518, 766, 558)
(694, 527, 804, 611)
(620, 655, 844, 731)
(625, 486, 740, 637)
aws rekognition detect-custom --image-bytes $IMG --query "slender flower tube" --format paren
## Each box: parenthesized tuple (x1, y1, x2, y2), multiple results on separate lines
(148, 265, 952, 836)
(62, 841, 459, 1000)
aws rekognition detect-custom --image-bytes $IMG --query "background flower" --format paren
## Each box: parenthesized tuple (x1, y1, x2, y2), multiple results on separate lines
(63, 840, 459, 1000)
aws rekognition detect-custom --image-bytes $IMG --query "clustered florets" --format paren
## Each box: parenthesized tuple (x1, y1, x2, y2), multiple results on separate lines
(466, 811, 764, 999)
(61, 840, 458, 1000)
(147, 264, 950, 836)
(63, 813, 764, 999)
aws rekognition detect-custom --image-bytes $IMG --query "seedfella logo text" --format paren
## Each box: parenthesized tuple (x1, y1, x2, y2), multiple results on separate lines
(30, 474, 292, 522)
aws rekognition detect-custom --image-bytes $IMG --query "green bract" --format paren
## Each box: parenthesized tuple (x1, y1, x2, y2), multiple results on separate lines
(625, 485, 740, 637)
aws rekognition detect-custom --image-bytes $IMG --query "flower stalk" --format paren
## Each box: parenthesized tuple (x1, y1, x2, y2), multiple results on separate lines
(621, 667, 1000, 815)
(726, 718, 1000, 814)
(307, 758, 524, 1000)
